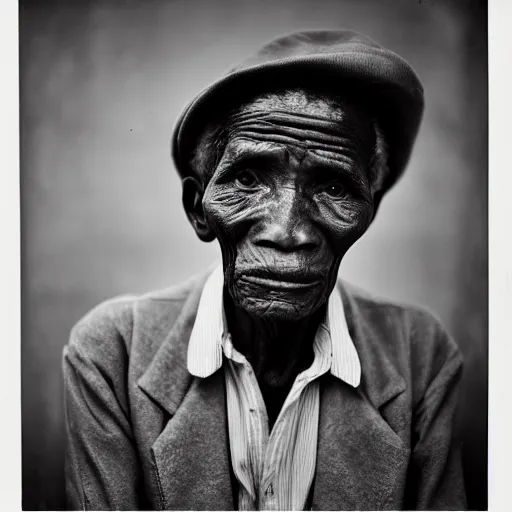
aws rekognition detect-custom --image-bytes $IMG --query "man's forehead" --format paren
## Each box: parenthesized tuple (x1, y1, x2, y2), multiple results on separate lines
(216, 89, 375, 164)
(236, 89, 353, 123)
(220, 137, 363, 174)
(192, 87, 376, 182)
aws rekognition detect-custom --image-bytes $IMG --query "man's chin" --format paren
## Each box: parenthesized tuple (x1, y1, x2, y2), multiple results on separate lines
(228, 275, 329, 320)
(235, 294, 322, 321)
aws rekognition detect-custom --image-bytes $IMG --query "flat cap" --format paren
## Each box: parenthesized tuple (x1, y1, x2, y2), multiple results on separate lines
(171, 30, 424, 193)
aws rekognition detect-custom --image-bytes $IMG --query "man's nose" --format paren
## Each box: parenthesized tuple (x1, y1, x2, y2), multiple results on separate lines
(253, 188, 321, 252)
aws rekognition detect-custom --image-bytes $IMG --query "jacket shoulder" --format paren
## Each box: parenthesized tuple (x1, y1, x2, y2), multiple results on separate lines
(341, 279, 461, 352)
(339, 280, 463, 403)
(66, 272, 205, 363)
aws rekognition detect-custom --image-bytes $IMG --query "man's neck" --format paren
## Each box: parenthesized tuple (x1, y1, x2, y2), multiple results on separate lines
(224, 292, 325, 426)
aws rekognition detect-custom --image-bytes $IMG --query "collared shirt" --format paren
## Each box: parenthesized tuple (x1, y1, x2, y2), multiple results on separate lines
(187, 264, 361, 510)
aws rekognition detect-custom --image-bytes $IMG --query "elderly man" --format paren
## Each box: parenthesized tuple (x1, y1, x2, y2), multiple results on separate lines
(63, 31, 466, 510)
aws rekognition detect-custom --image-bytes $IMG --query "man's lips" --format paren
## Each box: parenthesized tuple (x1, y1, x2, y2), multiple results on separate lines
(239, 275, 320, 290)
(236, 269, 323, 291)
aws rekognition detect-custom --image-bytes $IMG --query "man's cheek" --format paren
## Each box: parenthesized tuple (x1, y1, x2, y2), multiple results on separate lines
(321, 202, 373, 252)
(234, 243, 269, 272)
(202, 190, 250, 283)
(203, 186, 262, 239)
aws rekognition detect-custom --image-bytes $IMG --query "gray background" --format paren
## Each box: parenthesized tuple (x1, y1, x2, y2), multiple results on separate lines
(20, 0, 487, 509)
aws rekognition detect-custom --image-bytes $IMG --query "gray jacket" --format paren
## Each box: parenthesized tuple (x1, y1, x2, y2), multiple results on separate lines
(63, 271, 466, 510)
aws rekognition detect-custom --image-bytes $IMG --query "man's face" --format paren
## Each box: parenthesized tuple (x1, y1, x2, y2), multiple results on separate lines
(199, 91, 376, 321)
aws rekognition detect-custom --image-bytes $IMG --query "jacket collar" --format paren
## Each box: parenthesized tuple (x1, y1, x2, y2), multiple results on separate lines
(338, 281, 406, 409)
(137, 271, 208, 416)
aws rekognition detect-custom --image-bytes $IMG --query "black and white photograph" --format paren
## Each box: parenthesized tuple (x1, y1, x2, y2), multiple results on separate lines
(18, 0, 490, 510)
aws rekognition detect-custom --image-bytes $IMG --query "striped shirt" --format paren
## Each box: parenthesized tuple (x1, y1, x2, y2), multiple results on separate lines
(187, 264, 361, 510)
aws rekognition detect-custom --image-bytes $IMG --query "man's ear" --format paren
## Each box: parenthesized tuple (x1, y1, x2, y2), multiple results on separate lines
(182, 176, 216, 242)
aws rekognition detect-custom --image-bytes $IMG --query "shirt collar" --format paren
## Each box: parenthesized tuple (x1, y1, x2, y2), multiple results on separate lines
(187, 264, 361, 387)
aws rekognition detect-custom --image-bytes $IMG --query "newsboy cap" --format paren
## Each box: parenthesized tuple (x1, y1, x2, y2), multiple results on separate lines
(171, 30, 424, 193)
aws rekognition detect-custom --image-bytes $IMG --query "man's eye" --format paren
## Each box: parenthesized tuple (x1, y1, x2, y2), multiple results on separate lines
(235, 170, 259, 189)
(321, 182, 346, 199)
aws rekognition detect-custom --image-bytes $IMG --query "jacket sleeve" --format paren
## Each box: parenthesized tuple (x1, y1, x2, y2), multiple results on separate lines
(62, 298, 146, 511)
(405, 316, 467, 510)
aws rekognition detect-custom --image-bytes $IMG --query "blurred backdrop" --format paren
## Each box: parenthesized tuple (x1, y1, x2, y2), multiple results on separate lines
(20, 0, 488, 509)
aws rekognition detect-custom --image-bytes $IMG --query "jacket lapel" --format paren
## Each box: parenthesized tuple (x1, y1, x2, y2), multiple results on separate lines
(137, 273, 206, 418)
(150, 371, 234, 511)
(312, 376, 410, 510)
(137, 271, 234, 510)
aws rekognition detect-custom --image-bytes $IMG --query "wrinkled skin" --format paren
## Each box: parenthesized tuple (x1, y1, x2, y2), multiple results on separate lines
(184, 90, 378, 425)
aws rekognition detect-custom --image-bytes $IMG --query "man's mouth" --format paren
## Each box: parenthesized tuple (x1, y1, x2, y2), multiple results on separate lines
(239, 275, 320, 291)
(237, 269, 322, 291)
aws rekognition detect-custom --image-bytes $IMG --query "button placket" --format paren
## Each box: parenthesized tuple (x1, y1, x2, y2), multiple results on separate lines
(260, 404, 289, 510)
(242, 359, 269, 492)
(261, 481, 277, 510)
